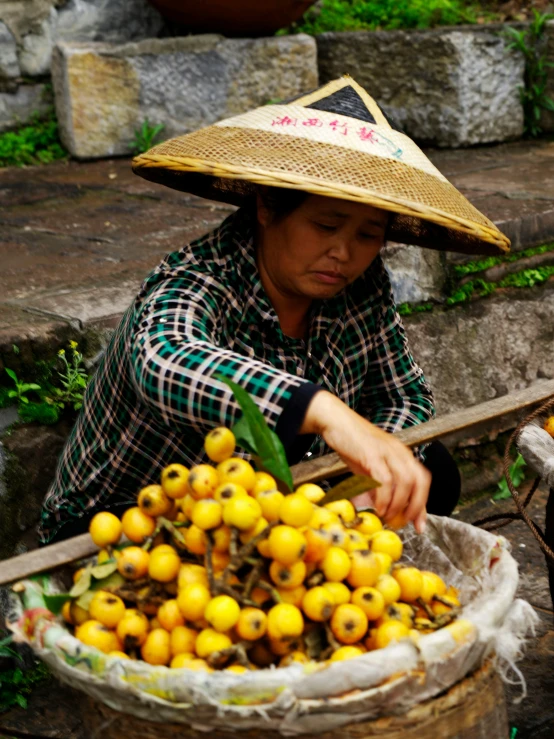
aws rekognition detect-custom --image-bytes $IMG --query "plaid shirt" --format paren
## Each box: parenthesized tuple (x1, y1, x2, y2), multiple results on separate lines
(39, 207, 435, 543)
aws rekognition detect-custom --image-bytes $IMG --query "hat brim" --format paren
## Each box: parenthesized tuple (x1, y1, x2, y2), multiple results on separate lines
(133, 96, 509, 256)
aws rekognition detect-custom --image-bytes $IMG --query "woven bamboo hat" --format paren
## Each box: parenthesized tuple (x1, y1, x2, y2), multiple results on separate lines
(132, 76, 509, 255)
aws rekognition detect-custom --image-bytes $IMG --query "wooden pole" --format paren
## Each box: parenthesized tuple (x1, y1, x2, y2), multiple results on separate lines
(1, 379, 553, 587)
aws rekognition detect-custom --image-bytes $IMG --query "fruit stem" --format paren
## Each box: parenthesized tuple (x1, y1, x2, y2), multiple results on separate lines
(324, 622, 341, 652)
(207, 643, 252, 669)
(417, 597, 436, 621)
(244, 558, 264, 598)
(227, 521, 278, 574)
(256, 580, 282, 603)
(306, 570, 324, 588)
(158, 517, 187, 548)
(204, 532, 216, 595)
(229, 527, 240, 558)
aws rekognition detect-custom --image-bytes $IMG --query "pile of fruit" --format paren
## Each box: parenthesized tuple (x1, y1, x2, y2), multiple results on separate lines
(62, 427, 464, 672)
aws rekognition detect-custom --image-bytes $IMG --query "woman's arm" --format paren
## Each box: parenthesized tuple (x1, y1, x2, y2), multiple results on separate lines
(129, 271, 321, 445)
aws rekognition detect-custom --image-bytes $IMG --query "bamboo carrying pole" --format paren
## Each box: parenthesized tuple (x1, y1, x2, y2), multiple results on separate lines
(1, 378, 553, 587)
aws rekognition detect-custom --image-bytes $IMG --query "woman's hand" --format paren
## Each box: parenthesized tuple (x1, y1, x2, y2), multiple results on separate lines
(300, 391, 431, 533)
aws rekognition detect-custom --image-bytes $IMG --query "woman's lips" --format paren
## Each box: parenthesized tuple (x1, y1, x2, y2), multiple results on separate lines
(313, 271, 346, 285)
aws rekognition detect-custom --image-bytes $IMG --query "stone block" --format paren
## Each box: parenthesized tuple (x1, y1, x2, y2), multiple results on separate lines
(382, 243, 445, 304)
(0, 83, 52, 132)
(0, 21, 19, 78)
(51, 34, 318, 159)
(403, 285, 554, 416)
(317, 25, 525, 147)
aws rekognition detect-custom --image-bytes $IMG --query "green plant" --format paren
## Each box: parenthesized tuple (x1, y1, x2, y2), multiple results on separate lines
(132, 119, 165, 154)
(0, 108, 66, 168)
(48, 341, 89, 411)
(0, 632, 50, 712)
(493, 453, 526, 500)
(18, 401, 60, 425)
(4, 368, 41, 405)
(505, 10, 554, 137)
(283, 0, 483, 34)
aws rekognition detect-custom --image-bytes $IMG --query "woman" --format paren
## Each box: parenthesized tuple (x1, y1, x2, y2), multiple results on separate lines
(39, 76, 509, 544)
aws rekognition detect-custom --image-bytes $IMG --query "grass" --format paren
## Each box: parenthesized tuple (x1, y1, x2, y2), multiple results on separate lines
(280, 0, 499, 34)
(398, 241, 554, 314)
(0, 108, 67, 168)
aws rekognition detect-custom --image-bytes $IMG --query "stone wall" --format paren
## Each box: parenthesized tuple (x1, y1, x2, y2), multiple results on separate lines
(2, 0, 554, 145)
(317, 25, 526, 147)
(51, 34, 318, 158)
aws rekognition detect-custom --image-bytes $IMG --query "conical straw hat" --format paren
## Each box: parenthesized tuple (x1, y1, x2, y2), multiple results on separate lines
(132, 76, 509, 255)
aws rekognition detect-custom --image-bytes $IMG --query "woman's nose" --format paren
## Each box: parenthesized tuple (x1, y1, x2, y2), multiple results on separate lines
(327, 236, 351, 262)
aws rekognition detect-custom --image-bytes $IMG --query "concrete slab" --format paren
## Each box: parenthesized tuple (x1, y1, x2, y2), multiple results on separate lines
(427, 138, 554, 257)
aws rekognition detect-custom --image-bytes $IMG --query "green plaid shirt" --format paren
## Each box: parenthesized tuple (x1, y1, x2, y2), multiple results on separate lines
(39, 207, 435, 543)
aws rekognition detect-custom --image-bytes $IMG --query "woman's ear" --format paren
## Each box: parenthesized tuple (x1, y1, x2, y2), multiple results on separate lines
(256, 188, 271, 228)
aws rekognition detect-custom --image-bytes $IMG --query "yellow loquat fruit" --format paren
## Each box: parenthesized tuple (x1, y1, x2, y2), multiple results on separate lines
(268, 525, 307, 565)
(325, 499, 356, 524)
(223, 496, 262, 531)
(204, 427, 236, 463)
(321, 546, 351, 582)
(195, 628, 232, 658)
(117, 546, 150, 581)
(330, 604, 368, 645)
(191, 499, 223, 530)
(370, 530, 403, 562)
(351, 587, 386, 620)
(137, 484, 172, 518)
(161, 464, 190, 499)
(279, 493, 314, 528)
(89, 591, 126, 629)
(295, 483, 325, 504)
(121, 507, 156, 545)
(301, 586, 335, 622)
(269, 560, 306, 590)
(141, 628, 171, 665)
(148, 545, 181, 583)
(89, 511, 122, 548)
(236, 607, 268, 641)
(177, 583, 211, 622)
(217, 458, 256, 492)
(187, 464, 220, 500)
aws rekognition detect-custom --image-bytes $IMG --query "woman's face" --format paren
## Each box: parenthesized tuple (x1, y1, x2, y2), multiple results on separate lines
(256, 194, 389, 301)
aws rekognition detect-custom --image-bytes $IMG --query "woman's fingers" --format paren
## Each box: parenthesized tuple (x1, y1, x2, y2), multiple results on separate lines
(403, 464, 431, 524)
(350, 491, 375, 510)
(369, 460, 394, 518)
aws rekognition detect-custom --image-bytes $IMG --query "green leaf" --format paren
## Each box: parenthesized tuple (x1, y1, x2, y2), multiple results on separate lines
(15, 693, 28, 709)
(69, 567, 92, 597)
(230, 415, 258, 456)
(219, 377, 293, 492)
(76, 571, 125, 610)
(43, 593, 71, 615)
(5, 368, 17, 382)
(90, 561, 118, 579)
(320, 474, 380, 506)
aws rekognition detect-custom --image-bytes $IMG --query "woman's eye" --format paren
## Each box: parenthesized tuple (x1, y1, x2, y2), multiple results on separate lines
(315, 222, 336, 232)
(359, 232, 381, 241)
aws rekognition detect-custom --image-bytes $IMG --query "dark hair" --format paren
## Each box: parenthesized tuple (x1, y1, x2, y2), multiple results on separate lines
(256, 186, 309, 223)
